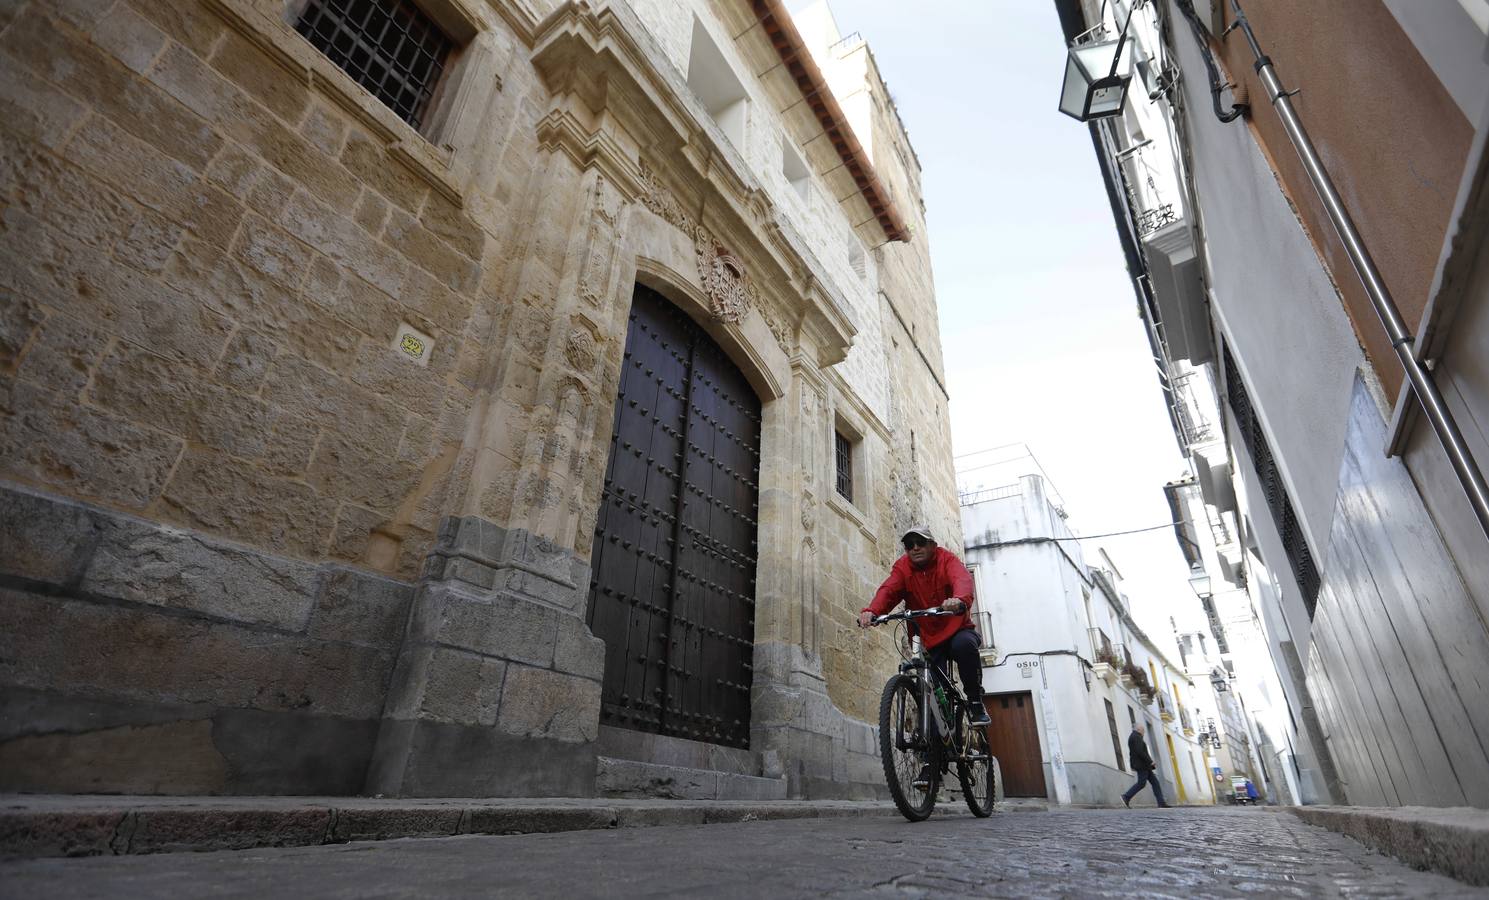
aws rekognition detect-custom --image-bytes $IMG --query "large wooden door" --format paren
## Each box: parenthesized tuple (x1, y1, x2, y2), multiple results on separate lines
(586, 285, 761, 749)
(984, 692, 1047, 797)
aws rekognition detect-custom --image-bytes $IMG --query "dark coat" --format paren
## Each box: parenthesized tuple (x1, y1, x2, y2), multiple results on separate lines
(1128, 729, 1155, 772)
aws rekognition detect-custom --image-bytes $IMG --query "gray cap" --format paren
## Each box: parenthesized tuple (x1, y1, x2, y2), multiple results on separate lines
(901, 525, 934, 543)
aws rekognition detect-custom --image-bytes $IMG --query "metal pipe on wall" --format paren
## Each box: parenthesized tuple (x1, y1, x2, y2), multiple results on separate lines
(1228, 0, 1489, 544)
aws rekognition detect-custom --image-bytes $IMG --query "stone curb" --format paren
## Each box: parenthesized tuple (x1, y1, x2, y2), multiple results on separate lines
(0, 798, 906, 861)
(1288, 805, 1489, 887)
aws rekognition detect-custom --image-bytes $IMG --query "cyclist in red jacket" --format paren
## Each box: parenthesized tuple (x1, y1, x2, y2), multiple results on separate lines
(858, 525, 991, 727)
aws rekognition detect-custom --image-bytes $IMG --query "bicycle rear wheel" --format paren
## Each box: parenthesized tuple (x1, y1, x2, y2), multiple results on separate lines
(879, 674, 939, 822)
(958, 717, 996, 817)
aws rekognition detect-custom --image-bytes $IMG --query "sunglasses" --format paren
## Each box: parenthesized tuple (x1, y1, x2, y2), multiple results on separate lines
(902, 536, 931, 550)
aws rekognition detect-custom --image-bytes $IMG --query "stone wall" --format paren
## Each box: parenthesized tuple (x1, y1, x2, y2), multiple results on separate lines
(0, 0, 958, 799)
(1, 484, 411, 793)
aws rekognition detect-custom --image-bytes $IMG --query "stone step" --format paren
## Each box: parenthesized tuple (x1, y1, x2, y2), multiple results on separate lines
(596, 757, 788, 801)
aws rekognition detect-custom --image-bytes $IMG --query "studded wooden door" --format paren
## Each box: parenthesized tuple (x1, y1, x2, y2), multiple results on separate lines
(587, 285, 761, 749)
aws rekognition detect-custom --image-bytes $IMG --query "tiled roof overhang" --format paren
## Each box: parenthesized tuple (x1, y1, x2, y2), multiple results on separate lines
(748, 0, 911, 243)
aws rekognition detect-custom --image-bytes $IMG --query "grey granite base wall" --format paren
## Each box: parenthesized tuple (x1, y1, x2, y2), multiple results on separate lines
(367, 516, 606, 798)
(751, 642, 888, 801)
(0, 481, 414, 795)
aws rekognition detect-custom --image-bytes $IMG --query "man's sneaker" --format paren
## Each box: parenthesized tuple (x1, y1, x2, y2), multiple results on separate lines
(968, 706, 991, 727)
(912, 764, 933, 792)
(1122, 795, 1131, 808)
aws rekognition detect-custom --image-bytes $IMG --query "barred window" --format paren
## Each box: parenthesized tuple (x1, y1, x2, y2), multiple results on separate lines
(296, 0, 454, 130)
(834, 430, 853, 503)
(1222, 346, 1321, 615)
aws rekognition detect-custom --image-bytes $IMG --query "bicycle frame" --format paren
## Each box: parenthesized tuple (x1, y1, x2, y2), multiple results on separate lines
(880, 610, 972, 765)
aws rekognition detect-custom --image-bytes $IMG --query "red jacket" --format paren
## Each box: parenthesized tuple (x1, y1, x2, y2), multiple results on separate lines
(863, 546, 976, 649)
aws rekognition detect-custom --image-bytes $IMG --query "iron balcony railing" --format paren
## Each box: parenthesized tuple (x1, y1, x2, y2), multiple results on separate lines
(1089, 627, 1116, 666)
(1138, 203, 1178, 236)
(975, 611, 996, 651)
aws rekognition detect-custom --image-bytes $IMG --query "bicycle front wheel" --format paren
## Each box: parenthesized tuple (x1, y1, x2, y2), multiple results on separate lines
(879, 674, 938, 822)
(958, 717, 996, 817)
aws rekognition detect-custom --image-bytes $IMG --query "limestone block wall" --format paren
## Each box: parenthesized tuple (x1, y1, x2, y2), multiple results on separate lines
(0, 0, 499, 580)
(0, 0, 594, 795)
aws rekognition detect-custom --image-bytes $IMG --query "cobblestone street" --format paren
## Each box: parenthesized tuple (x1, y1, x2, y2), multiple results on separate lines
(3, 806, 1482, 899)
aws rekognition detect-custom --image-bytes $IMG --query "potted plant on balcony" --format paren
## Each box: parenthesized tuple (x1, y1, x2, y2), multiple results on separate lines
(1092, 642, 1121, 686)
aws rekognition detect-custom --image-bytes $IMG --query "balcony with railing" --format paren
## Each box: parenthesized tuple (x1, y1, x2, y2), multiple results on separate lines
(1090, 628, 1119, 685)
(975, 610, 997, 663)
(1157, 691, 1174, 722)
(1180, 707, 1195, 736)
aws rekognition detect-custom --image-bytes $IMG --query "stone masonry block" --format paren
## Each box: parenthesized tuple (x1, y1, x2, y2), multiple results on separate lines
(127, 0, 226, 57)
(81, 516, 321, 631)
(208, 29, 310, 124)
(496, 664, 601, 744)
(440, 515, 507, 560)
(279, 189, 406, 296)
(91, 3, 169, 75)
(0, 380, 183, 511)
(339, 131, 429, 214)
(0, 484, 103, 586)
(0, 53, 88, 149)
(306, 567, 415, 649)
(418, 648, 505, 726)
(0, 588, 394, 719)
(383, 205, 479, 295)
(491, 566, 587, 615)
(553, 617, 605, 682)
(437, 592, 558, 669)
(159, 447, 336, 560)
(3, 14, 221, 170)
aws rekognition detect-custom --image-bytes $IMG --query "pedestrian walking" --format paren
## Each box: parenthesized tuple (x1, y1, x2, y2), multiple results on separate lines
(1121, 723, 1171, 808)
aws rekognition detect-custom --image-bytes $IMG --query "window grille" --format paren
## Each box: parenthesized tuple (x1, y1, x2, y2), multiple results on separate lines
(1222, 346, 1321, 615)
(296, 0, 453, 130)
(834, 430, 853, 503)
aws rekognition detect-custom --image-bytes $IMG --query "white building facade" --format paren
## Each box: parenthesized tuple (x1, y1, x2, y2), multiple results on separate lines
(961, 475, 1211, 806)
(1056, 0, 1489, 807)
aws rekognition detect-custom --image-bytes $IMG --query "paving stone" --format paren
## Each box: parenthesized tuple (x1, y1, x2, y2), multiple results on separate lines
(2, 807, 1481, 897)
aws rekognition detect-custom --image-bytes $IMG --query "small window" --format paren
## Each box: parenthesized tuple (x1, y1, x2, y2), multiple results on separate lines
(834, 430, 853, 503)
(782, 138, 810, 199)
(296, 0, 454, 130)
(848, 243, 866, 279)
(686, 17, 748, 148)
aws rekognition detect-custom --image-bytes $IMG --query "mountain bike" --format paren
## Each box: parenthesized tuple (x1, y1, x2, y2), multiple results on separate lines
(869, 608, 996, 822)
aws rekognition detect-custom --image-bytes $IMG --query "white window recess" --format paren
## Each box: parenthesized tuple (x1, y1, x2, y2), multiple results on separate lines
(686, 17, 748, 149)
(848, 242, 867, 279)
(782, 137, 810, 199)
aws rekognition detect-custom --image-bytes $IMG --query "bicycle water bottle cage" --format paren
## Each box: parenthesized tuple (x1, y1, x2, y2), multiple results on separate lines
(899, 658, 925, 673)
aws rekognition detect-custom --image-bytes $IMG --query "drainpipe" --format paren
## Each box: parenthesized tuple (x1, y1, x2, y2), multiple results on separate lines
(1227, 0, 1489, 544)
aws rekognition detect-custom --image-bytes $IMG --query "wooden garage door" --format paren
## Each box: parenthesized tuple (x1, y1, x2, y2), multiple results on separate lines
(984, 692, 1047, 798)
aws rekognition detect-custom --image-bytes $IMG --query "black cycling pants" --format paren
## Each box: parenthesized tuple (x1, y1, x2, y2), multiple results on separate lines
(927, 627, 983, 704)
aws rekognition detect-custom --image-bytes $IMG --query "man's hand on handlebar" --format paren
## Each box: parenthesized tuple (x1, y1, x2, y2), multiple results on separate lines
(857, 610, 875, 629)
(940, 598, 967, 615)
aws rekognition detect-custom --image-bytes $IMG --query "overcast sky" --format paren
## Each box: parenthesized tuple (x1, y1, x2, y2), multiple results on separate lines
(821, 1, 1206, 638)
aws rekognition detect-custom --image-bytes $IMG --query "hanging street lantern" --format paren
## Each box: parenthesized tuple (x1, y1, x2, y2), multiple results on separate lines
(1210, 669, 1230, 693)
(1058, 17, 1134, 122)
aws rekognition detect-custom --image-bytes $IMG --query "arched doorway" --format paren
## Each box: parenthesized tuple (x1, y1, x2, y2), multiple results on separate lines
(586, 284, 761, 749)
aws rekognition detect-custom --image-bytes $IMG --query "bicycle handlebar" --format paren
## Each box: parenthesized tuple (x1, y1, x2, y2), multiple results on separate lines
(868, 608, 958, 626)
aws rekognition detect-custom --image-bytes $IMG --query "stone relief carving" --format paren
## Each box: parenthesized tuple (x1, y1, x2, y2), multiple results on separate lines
(638, 160, 772, 332)
(694, 237, 754, 325)
(563, 319, 600, 373)
(638, 161, 695, 236)
(578, 225, 614, 309)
